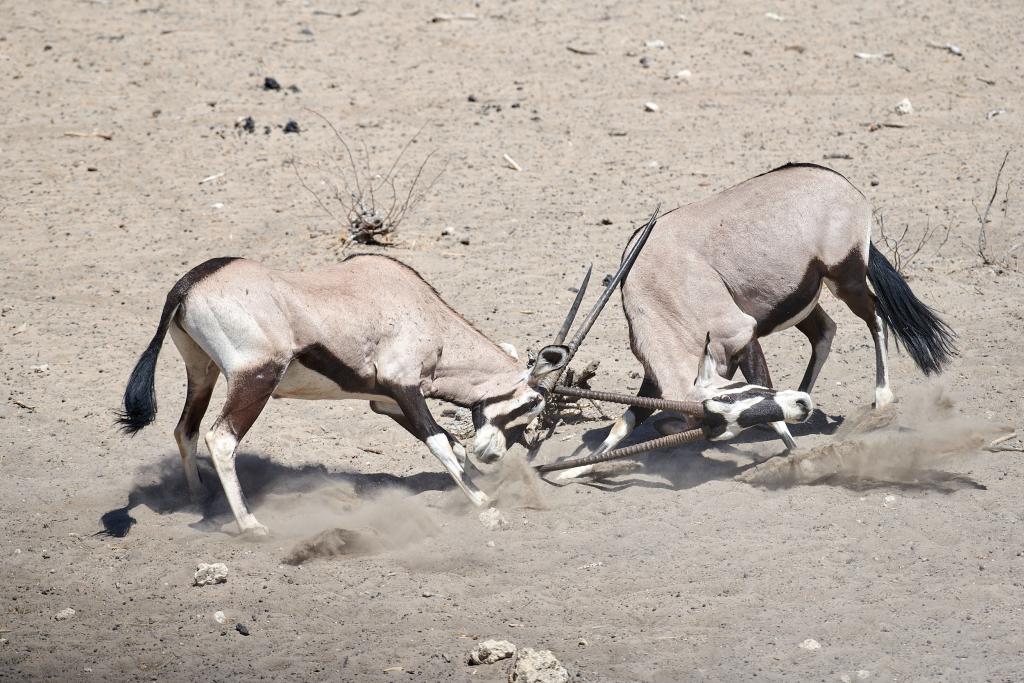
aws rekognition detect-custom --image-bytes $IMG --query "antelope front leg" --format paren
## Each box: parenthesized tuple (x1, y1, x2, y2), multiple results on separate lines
(389, 387, 491, 507)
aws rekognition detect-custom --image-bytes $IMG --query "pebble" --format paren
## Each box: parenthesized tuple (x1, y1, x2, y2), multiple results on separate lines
(263, 77, 281, 91)
(468, 639, 516, 665)
(54, 608, 76, 621)
(193, 562, 228, 587)
(675, 69, 692, 81)
(479, 508, 510, 530)
(235, 623, 250, 636)
(799, 638, 821, 650)
(644, 101, 660, 112)
(283, 120, 301, 134)
(509, 648, 569, 683)
(645, 39, 665, 49)
(894, 98, 913, 116)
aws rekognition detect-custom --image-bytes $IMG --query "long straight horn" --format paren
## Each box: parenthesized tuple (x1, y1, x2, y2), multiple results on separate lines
(553, 265, 592, 345)
(535, 205, 660, 393)
(565, 204, 660, 356)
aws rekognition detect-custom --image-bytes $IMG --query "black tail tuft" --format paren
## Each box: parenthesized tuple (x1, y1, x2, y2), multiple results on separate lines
(867, 243, 957, 375)
(115, 292, 180, 435)
(115, 339, 163, 435)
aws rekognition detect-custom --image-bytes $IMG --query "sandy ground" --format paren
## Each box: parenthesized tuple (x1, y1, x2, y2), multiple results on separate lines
(2, 0, 1024, 680)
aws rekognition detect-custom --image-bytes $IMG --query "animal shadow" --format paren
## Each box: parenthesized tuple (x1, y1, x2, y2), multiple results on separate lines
(98, 452, 455, 538)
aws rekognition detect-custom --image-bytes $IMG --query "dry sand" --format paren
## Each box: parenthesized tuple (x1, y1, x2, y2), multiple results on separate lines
(2, 0, 1023, 680)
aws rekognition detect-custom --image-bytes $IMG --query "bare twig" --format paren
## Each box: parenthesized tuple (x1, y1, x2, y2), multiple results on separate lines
(875, 209, 950, 274)
(975, 150, 1011, 265)
(300, 109, 445, 246)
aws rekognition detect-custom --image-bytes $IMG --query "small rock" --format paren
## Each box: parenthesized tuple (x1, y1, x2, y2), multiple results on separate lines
(441, 226, 455, 236)
(894, 98, 913, 116)
(235, 623, 250, 636)
(799, 638, 821, 651)
(509, 648, 568, 683)
(422, 591, 435, 597)
(468, 639, 516, 665)
(643, 101, 660, 113)
(31, 364, 49, 373)
(213, 610, 228, 625)
(459, 236, 470, 245)
(765, 11, 784, 21)
(577, 638, 588, 647)
(883, 494, 897, 504)
(486, 541, 496, 548)
(599, 218, 613, 225)
(1, 638, 8, 646)
(857, 671, 871, 679)
(283, 120, 301, 134)
(263, 77, 281, 91)
(479, 508, 510, 530)
(870, 179, 879, 186)
(639, 56, 651, 68)
(193, 562, 228, 587)
(288, 84, 301, 93)
(467, 94, 477, 102)
(675, 69, 692, 81)
(54, 608, 76, 621)
(645, 39, 665, 49)
(236, 116, 256, 134)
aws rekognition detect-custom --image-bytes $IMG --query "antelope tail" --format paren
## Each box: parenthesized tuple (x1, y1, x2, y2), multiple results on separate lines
(115, 292, 181, 435)
(867, 243, 957, 375)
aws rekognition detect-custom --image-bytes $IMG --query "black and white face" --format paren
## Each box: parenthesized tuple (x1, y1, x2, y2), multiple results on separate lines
(471, 378, 547, 463)
(701, 384, 812, 441)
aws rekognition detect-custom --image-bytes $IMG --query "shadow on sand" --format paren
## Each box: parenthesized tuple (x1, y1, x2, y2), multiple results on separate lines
(98, 453, 456, 538)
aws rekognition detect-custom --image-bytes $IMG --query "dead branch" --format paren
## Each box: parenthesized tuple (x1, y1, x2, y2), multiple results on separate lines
(875, 209, 951, 274)
(975, 150, 1011, 265)
(299, 109, 446, 247)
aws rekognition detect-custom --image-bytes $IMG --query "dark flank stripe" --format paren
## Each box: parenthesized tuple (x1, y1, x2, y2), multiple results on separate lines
(294, 343, 376, 394)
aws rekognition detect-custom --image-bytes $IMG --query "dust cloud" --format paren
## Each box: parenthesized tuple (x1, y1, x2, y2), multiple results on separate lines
(738, 383, 1011, 490)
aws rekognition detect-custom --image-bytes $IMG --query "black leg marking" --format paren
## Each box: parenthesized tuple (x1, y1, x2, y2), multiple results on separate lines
(795, 304, 836, 393)
(737, 339, 773, 388)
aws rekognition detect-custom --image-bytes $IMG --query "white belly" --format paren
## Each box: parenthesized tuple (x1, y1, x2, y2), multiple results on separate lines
(272, 361, 392, 403)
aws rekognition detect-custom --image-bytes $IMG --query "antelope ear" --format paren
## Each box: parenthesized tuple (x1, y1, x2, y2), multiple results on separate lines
(498, 342, 519, 360)
(528, 345, 570, 386)
(694, 333, 718, 389)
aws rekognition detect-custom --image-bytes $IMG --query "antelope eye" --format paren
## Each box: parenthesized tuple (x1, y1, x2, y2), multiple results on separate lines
(715, 394, 735, 404)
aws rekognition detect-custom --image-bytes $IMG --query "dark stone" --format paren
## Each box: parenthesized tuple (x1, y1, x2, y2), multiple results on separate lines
(263, 77, 281, 91)
(283, 120, 300, 134)
(235, 623, 250, 636)
(467, 94, 477, 102)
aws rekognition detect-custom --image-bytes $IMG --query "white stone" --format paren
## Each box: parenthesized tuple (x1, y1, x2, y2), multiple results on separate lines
(213, 610, 228, 624)
(799, 638, 821, 650)
(644, 101, 660, 113)
(509, 648, 569, 683)
(193, 562, 229, 586)
(895, 98, 913, 115)
(468, 639, 516, 665)
(54, 608, 75, 621)
(675, 69, 692, 81)
(857, 671, 872, 679)
(479, 508, 510, 530)
(645, 39, 666, 49)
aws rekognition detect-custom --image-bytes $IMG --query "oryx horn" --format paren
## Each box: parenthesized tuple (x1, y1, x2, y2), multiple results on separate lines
(534, 204, 661, 392)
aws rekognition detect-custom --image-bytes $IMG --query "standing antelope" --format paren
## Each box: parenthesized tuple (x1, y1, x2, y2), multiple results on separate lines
(558, 163, 956, 479)
(116, 238, 654, 537)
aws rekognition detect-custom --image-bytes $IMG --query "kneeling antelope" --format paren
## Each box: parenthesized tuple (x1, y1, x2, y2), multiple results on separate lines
(568, 163, 956, 476)
(116, 242, 648, 536)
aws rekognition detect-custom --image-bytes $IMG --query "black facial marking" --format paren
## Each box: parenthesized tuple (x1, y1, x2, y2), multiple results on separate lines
(294, 343, 375, 394)
(736, 398, 785, 428)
